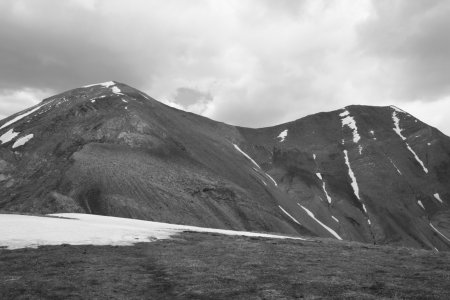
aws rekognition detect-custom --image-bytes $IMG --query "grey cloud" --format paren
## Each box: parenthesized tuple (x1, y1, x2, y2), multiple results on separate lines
(173, 87, 212, 107)
(358, 0, 450, 101)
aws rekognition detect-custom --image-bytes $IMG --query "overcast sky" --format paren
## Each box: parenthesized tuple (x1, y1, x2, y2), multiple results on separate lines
(1, 0, 449, 135)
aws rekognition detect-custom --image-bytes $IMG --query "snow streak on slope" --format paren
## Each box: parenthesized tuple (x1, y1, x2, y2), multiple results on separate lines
(434, 193, 443, 204)
(313, 155, 332, 204)
(430, 223, 450, 243)
(0, 129, 19, 144)
(265, 173, 278, 186)
(277, 129, 288, 142)
(418, 201, 425, 210)
(388, 157, 402, 175)
(12, 134, 33, 148)
(340, 110, 361, 154)
(332, 216, 339, 223)
(0, 102, 48, 130)
(278, 206, 302, 225)
(343, 150, 361, 202)
(298, 205, 342, 240)
(0, 214, 306, 250)
(233, 144, 262, 169)
(392, 111, 428, 174)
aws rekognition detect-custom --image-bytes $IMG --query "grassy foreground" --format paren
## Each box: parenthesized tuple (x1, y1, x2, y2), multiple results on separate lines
(1, 232, 449, 299)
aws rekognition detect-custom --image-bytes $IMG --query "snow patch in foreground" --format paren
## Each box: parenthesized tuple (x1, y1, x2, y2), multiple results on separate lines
(12, 134, 33, 148)
(277, 129, 288, 142)
(298, 205, 342, 240)
(0, 214, 305, 250)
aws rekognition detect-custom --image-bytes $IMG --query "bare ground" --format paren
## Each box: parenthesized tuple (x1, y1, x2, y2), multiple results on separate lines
(1, 232, 449, 299)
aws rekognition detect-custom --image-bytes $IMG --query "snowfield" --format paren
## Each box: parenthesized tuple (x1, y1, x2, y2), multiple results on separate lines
(0, 213, 305, 250)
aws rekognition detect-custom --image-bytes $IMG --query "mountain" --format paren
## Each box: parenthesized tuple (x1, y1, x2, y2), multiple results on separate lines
(1, 81, 449, 250)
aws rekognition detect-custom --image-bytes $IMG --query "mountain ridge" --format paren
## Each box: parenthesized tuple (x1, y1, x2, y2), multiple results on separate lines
(1, 81, 449, 251)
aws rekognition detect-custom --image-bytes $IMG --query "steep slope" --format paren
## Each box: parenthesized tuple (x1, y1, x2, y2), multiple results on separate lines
(1, 81, 449, 250)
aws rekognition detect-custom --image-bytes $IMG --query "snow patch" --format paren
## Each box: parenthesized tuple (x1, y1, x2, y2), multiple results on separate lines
(0, 129, 19, 144)
(233, 144, 261, 169)
(316, 172, 332, 204)
(427, 142, 431, 146)
(0, 213, 305, 250)
(298, 204, 342, 240)
(433, 193, 443, 204)
(418, 200, 425, 210)
(388, 157, 402, 175)
(392, 111, 428, 173)
(277, 129, 288, 142)
(112, 86, 123, 95)
(12, 134, 33, 148)
(83, 81, 115, 88)
(0, 102, 48, 130)
(278, 206, 301, 225)
(343, 150, 361, 201)
(430, 222, 450, 243)
(340, 109, 361, 144)
(122, 99, 128, 103)
(332, 216, 339, 223)
(265, 173, 278, 186)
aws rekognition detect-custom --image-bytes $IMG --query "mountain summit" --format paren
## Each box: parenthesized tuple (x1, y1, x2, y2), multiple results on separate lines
(1, 81, 449, 250)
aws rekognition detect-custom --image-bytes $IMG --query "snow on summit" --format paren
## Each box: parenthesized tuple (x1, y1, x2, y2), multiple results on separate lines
(339, 109, 361, 144)
(0, 214, 305, 250)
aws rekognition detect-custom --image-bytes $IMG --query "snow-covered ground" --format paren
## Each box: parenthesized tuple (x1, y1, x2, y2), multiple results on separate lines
(0, 213, 305, 250)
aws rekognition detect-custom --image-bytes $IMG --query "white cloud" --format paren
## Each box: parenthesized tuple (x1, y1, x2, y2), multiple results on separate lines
(0, 0, 449, 136)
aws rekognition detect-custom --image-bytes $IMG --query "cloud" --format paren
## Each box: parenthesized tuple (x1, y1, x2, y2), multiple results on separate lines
(0, 0, 449, 136)
(357, 0, 450, 101)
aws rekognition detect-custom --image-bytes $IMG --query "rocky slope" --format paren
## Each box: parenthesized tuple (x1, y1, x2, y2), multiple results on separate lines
(1, 81, 449, 250)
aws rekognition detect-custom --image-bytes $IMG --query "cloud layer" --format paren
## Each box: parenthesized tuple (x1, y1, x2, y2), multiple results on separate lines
(0, 0, 449, 135)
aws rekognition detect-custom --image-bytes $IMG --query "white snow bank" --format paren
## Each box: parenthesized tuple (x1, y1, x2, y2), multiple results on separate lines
(277, 129, 288, 142)
(233, 144, 261, 169)
(0, 213, 305, 250)
(12, 134, 33, 148)
(392, 111, 428, 174)
(0, 129, 19, 144)
(433, 193, 443, 204)
(340, 110, 361, 144)
(278, 206, 302, 225)
(0, 102, 47, 130)
(298, 205, 342, 240)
